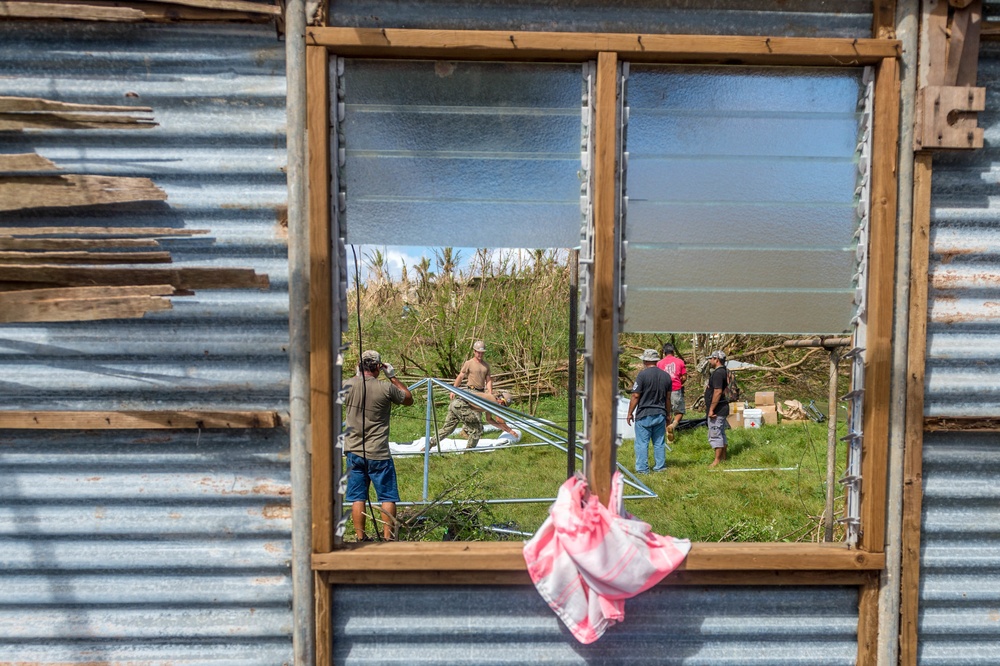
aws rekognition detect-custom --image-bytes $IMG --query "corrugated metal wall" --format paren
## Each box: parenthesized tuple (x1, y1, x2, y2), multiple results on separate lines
(332, 584, 860, 664)
(0, 21, 293, 665)
(918, 39, 1000, 664)
(328, 0, 872, 37)
(0, 21, 289, 411)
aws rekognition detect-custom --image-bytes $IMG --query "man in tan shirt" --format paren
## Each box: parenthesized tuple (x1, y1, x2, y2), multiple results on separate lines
(454, 339, 493, 394)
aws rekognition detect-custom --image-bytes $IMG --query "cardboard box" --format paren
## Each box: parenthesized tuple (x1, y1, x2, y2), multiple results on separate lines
(762, 411, 778, 425)
(726, 412, 743, 429)
(758, 404, 778, 414)
(755, 391, 776, 406)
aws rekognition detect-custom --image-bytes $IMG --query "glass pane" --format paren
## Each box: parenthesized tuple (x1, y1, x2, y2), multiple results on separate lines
(342, 60, 584, 249)
(623, 65, 865, 334)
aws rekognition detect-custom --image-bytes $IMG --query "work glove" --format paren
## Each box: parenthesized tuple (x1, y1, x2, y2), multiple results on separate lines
(382, 362, 396, 379)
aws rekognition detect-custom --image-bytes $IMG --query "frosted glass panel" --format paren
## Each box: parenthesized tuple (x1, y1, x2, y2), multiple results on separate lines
(342, 60, 584, 248)
(623, 65, 864, 334)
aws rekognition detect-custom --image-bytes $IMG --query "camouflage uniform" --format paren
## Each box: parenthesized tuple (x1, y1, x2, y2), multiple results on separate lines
(434, 398, 485, 449)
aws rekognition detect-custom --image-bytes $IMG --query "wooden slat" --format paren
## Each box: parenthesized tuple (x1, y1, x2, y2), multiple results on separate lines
(589, 51, 617, 507)
(0, 226, 205, 237)
(901, 152, 933, 666)
(955, 0, 982, 87)
(872, 0, 898, 39)
(0, 265, 268, 290)
(313, 541, 884, 572)
(0, 0, 145, 20)
(0, 237, 159, 250)
(0, 410, 281, 429)
(0, 250, 171, 264)
(308, 43, 333, 666)
(857, 573, 880, 666)
(924, 416, 1000, 430)
(0, 289, 173, 322)
(0, 96, 151, 114)
(0, 175, 166, 212)
(0, 112, 156, 131)
(306, 27, 900, 65)
(0, 153, 59, 173)
(149, 0, 280, 16)
(925, 0, 950, 87)
(0, 284, 173, 303)
(858, 56, 900, 554)
(307, 45, 333, 558)
(327, 569, 873, 586)
(314, 572, 330, 666)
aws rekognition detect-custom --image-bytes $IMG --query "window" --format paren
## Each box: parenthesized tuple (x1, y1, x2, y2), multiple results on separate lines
(307, 30, 900, 576)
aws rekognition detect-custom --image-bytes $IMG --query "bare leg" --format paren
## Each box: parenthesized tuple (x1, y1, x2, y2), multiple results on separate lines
(709, 446, 727, 467)
(380, 502, 397, 540)
(352, 501, 367, 540)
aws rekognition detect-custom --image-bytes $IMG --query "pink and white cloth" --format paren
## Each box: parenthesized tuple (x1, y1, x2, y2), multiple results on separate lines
(523, 472, 690, 644)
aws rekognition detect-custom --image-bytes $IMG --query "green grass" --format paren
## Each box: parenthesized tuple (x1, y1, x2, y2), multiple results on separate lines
(352, 395, 847, 543)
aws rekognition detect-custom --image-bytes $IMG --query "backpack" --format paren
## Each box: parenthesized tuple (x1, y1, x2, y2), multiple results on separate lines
(723, 368, 741, 403)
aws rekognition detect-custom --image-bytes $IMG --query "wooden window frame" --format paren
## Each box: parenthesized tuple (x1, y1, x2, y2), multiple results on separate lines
(306, 28, 900, 581)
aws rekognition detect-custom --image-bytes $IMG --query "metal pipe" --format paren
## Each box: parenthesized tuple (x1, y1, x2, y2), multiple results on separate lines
(879, 1, 919, 663)
(568, 249, 579, 478)
(824, 348, 841, 541)
(283, 0, 314, 662)
(423, 379, 432, 501)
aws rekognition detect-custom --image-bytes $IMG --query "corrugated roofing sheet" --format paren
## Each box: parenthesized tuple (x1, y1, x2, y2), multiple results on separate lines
(0, 427, 293, 665)
(0, 21, 289, 411)
(925, 41, 1000, 418)
(327, 0, 873, 38)
(331, 584, 860, 664)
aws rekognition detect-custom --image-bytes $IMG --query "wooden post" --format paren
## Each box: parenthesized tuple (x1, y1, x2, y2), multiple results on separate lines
(589, 51, 618, 506)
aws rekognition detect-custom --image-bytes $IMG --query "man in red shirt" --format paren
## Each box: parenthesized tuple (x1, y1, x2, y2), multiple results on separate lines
(656, 344, 687, 442)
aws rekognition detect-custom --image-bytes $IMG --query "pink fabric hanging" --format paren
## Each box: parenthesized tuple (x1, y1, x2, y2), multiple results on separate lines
(523, 471, 690, 644)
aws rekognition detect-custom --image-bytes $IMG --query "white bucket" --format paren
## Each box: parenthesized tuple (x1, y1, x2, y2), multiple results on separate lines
(743, 408, 763, 429)
(617, 396, 635, 439)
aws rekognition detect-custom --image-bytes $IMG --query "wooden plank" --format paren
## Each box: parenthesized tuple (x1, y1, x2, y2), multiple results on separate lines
(0, 237, 159, 250)
(306, 27, 900, 65)
(955, 0, 983, 87)
(0, 410, 281, 429)
(312, 541, 885, 572)
(857, 573, 880, 666)
(0, 284, 174, 303)
(0, 226, 205, 237)
(589, 51, 617, 507)
(872, 0, 898, 39)
(0, 153, 59, 173)
(924, 416, 1000, 430)
(0, 0, 145, 20)
(0, 292, 172, 322)
(900, 152, 932, 666)
(307, 45, 333, 555)
(0, 112, 156, 131)
(0, 175, 166, 212)
(0, 265, 268, 290)
(326, 569, 873, 586)
(0, 96, 151, 114)
(859, 56, 900, 554)
(0, 250, 171, 264)
(149, 0, 280, 16)
(925, 0, 950, 87)
(315, 572, 330, 666)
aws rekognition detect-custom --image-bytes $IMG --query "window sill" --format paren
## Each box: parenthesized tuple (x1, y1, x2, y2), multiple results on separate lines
(313, 541, 883, 585)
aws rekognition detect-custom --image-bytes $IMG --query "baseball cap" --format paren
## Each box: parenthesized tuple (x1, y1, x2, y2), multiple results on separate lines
(640, 349, 660, 362)
(473, 340, 487, 352)
(662, 343, 675, 355)
(497, 390, 512, 406)
(361, 350, 381, 364)
(708, 350, 727, 361)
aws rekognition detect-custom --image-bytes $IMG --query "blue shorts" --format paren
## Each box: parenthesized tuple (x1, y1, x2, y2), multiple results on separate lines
(345, 452, 400, 503)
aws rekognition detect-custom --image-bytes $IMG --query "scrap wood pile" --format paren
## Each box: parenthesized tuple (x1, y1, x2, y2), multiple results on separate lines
(0, 95, 268, 323)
